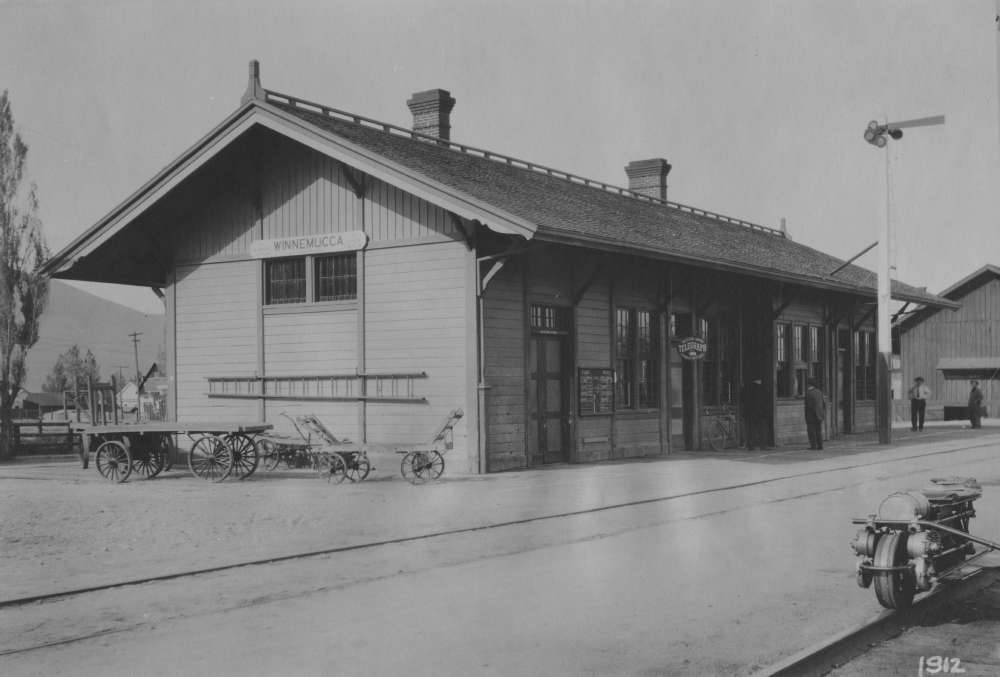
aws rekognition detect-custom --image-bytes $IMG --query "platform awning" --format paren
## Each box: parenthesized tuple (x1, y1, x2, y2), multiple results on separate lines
(936, 357, 1000, 380)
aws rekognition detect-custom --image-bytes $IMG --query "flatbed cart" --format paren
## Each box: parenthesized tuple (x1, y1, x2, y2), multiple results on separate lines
(259, 409, 463, 485)
(73, 422, 272, 484)
(851, 476, 1000, 609)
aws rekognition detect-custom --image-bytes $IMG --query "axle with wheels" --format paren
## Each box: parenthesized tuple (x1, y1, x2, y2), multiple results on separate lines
(850, 477, 1000, 609)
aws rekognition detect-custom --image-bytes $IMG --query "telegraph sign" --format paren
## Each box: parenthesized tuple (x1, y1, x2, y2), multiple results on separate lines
(677, 336, 708, 361)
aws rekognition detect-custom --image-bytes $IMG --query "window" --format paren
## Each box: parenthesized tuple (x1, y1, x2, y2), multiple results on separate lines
(776, 323, 791, 397)
(315, 253, 357, 302)
(265, 258, 306, 305)
(616, 308, 659, 409)
(808, 325, 825, 388)
(264, 254, 357, 306)
(530, 304, 571, 333)
(855, 330, 876, 401)
(793, 325, 807, 397)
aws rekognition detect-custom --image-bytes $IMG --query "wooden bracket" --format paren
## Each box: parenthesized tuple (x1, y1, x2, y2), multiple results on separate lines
(339, 162, 366, 198)
(572, 261, 604, 306)
(449, 213, 474, 249)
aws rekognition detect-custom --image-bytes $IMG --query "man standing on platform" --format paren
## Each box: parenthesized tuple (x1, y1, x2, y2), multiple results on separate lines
(908, 376, 931, 431)
(968, 380, 984, 429)
(804, 378, 826, 450)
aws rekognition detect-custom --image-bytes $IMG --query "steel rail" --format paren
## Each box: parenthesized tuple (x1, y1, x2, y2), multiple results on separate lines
(752, 554, 999, 676)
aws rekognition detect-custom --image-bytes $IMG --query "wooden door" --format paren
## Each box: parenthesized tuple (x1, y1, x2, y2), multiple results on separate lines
(528, 336, 569, 464)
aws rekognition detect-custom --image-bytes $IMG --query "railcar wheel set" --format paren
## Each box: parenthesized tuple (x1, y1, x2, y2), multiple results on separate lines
(851, 476, 1000, 609)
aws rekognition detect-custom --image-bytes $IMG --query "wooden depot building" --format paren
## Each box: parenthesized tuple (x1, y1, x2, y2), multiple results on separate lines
(42, 62, 956, 473)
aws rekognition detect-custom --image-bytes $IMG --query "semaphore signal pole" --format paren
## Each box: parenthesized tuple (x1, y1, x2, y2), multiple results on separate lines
(863, 115, 945, 444)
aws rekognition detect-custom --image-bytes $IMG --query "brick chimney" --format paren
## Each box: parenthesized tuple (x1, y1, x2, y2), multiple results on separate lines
(407, 89, 456, 141)
(625, 158, 672, 201)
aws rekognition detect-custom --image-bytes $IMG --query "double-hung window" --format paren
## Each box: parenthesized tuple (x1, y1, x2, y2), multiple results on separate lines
(616, 308, 658, 409)
(265, 253, 357, 306)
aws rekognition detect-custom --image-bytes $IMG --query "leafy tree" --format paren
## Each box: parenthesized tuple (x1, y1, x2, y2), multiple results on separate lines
(42, 345, 101, 394)
(0, 91, 49, 459)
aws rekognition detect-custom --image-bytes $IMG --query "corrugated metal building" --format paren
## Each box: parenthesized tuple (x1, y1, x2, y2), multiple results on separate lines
(896, 265, 1000, 421)
(43, 62, 955, 473)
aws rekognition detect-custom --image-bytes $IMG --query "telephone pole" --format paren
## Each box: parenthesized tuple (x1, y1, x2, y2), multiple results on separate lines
(129, 332, 143, 389)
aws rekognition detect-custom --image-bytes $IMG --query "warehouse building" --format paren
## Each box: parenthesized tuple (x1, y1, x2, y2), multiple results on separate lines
(43, 62, 955, 473)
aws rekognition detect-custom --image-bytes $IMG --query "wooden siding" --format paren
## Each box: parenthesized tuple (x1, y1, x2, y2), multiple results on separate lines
(575, 277, 611, 460)
(365, 176, 458, 243)
(483, 259, 527, 471)
(260, 140, 360, 240)
(363, 241, 471, 470)
(175, 262, 259, 421)
(900, 277, 1000, 418)
(614, 414, 661, 458)
(261, 309, 359, 440)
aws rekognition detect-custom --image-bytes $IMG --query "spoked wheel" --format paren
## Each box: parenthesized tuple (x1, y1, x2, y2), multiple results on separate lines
(131, 438, 165, 480)
(707, 422, 727, 451)
(873, 531, 916, 609)
(403, 451, 433, 485)
(225, 433, 260, 480)
(95, 440, 132, 483)
(400, 452, 419, 483)
(261, 441, 282, 471)
(414, 450, 444, 481)
(188, 435, 233, 482)
(316, 453, 347, 484)
(343, 452, 371, 483)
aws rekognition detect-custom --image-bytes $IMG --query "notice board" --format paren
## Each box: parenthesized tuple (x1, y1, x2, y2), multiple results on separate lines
(578, 367, 614, 415)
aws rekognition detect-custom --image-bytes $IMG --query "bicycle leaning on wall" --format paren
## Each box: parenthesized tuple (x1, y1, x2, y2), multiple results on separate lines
(703, 405, 740, 451)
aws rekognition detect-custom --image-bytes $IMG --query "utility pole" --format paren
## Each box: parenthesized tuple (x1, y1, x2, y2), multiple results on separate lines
(129, 332, 143, 388)
(863, 115, 945, 444)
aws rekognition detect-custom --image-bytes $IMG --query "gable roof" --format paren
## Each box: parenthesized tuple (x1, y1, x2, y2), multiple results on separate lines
(43, 66, 956, 309)
(898, 264, 1000, 332)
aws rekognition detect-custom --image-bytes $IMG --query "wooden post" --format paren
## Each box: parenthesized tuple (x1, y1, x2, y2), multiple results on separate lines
(87, 377, 95, 425)
(111, 374, 119, 425)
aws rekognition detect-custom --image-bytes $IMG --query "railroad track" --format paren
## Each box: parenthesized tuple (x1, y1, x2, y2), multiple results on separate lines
(752, 554, 1000, 677)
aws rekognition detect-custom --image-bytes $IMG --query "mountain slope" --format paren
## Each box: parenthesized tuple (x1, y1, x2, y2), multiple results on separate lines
(23, 281, 165, 391)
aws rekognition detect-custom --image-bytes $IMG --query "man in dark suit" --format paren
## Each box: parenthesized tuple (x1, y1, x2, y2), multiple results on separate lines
(969, 380, 984, 429)
(804, 377, 826, 450)
(741, 377, 769, 450)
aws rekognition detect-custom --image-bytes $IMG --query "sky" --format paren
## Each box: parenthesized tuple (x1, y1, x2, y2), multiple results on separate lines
(0, 0, 998, 314)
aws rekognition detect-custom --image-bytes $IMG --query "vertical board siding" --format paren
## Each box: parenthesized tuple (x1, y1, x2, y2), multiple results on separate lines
(575, 278, 611, 459)
(175, 262, 259, 421)
(483, 260, 527, 471)
(363, 242, 471, 470)
(901, 277, 1000, 418)
(172, 169, 257, 263)
(614, 415, 660, 458)
(365, 177, 456, 243)
(261, 141, 360, 239)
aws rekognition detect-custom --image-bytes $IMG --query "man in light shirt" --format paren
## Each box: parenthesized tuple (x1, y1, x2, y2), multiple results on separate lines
(908, 376, 931, 431)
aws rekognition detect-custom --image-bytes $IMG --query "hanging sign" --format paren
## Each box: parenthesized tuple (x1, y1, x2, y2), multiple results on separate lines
(676, 336, 708, 361)
(249, 231, 368, 259)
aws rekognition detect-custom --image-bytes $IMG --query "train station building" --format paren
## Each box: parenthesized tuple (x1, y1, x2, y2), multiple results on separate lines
(42, 62, 956, 474)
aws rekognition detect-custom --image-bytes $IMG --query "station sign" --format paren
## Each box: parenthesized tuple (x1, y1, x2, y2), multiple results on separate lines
(249, 231, 368, 259)
(676, 336, 708, 361)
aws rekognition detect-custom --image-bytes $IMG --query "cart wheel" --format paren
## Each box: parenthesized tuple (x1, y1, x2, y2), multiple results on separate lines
(317, 453, 347, 483)
(414, 450, 444, 481)
(261, 441, 282, 471)
(226, 433, 260, 480)
(873, 531, 915, 609)
(131, 441, 165, 479)
(95, 440, 132, 483)
(405, 451, 432, 485)
(188, 435, 233, 482)
(400, 452, 418, 483)
(343, 452, 371, 482)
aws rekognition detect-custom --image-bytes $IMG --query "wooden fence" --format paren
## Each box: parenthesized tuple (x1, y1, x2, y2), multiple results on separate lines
(12, 419, 77, 456)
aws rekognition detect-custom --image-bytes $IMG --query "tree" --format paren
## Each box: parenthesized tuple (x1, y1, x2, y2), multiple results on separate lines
(0, 91, 49, 459)
(42, 345, 101, 394)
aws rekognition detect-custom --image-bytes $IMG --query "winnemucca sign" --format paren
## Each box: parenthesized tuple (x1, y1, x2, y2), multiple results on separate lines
(249, 231, 368, 259)
(676, 336, 708, 361)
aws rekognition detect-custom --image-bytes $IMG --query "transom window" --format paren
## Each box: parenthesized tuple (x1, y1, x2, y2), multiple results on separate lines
(265, 253, 357, 305)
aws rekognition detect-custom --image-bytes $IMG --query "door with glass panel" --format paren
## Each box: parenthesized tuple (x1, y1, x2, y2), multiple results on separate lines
(528, 335, 569, 465)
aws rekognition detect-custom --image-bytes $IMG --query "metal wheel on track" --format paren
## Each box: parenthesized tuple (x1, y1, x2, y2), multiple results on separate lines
(225, 433, 260, 480)
(95, 440, 132, 483)
(873, 531, 916, 609)
(187, 435, 233, 482)
(343, 452, 371, 482)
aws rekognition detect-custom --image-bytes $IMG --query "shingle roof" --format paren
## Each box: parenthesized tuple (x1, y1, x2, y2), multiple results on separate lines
(268, 97, 947, 307)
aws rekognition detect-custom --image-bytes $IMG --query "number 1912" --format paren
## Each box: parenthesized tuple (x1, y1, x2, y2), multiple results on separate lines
(918, 656, 965, 675)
